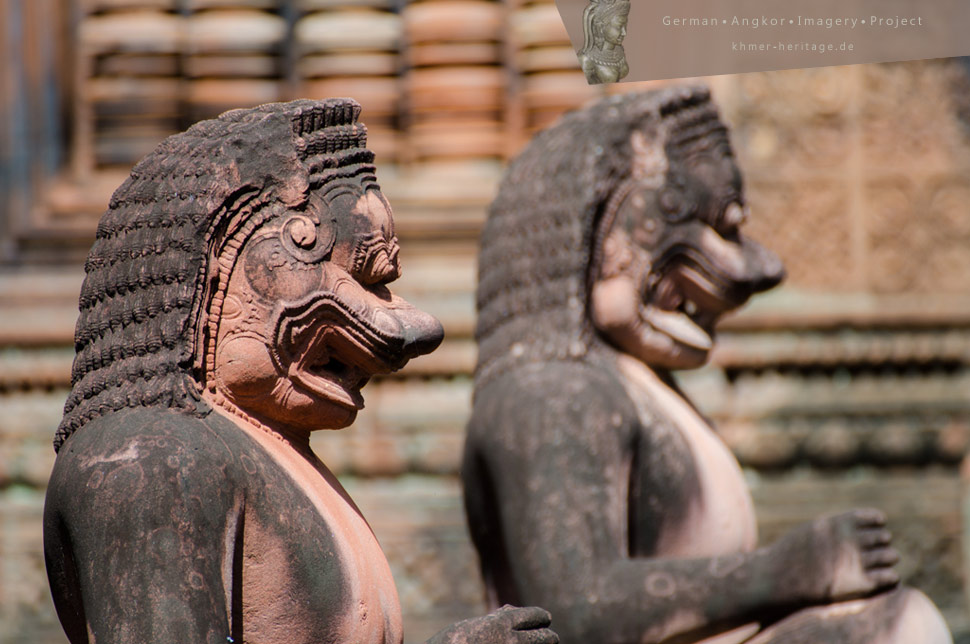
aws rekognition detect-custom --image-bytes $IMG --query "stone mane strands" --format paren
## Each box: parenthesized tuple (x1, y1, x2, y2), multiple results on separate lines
(402, 0, 506, 160)
(184, 5, 286, 122)
(298, 0, 403, 162)
(77, 2, 183, 170)
(509, 0, 602, 143)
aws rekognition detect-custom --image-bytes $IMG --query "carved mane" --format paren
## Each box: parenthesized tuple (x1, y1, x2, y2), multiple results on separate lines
(56, 98, 375, 451)
(474, 86, 723, 388)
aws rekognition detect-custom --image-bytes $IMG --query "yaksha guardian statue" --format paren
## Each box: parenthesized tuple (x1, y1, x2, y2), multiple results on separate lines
(44, 98, 559, 644)
(578, 0, 630, 84)
(463, 87, 952, 644)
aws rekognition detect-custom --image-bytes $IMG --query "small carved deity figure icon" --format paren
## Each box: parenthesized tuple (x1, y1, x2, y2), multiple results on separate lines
(464, 87, 953, 644)
(44, 98, 559, 644)
(578, 0, 631, 84)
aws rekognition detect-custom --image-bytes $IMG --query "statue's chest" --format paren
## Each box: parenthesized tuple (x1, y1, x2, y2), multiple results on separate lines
(615, 355, 758, 558)
(239, 425, 403, 644)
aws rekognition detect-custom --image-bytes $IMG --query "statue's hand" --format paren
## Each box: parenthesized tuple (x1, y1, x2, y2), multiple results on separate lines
(426, 605, 559, 644)
(769, 508, 900, 604)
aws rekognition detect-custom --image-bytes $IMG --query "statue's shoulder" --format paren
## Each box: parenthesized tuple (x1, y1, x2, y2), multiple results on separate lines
(470, 357, 638, 444)
(48, 406, 250, 516)
(54, 406, 239, 462)
(476, 357, 627, 401)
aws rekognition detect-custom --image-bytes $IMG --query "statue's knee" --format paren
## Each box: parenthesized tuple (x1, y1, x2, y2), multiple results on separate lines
(888, 588, 951, 644)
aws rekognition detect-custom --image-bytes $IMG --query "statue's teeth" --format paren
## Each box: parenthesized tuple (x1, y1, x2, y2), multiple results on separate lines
(643, 306, 712, 351)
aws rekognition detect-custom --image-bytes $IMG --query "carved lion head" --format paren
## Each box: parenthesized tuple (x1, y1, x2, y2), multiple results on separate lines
(475, 86, 783, 384)
(57, 99, 442, 450)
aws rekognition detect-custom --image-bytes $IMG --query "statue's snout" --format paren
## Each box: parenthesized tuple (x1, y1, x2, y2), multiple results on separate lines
(397, 304, 445, 361)
(740, 236, 785, 295)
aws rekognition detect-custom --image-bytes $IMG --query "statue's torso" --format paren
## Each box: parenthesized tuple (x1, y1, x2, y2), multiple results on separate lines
(579, 51, 628, 84)
(231, 411, 404, 644)
(614, 354, 758, 559)
(45, 407, 403, 644)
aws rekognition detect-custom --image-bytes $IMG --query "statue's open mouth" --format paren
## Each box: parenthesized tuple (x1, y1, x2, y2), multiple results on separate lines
(646, 246, 753, 353)
(290, 328, 376, 411)
(273, 292, 408, 411)
(644, 274, 715, 354)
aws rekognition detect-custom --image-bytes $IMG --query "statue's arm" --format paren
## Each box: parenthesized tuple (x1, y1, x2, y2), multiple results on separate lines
(44, 416, 241, 644)
(470, 382, 898, 644)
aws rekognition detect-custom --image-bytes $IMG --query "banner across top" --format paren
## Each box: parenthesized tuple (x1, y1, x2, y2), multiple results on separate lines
(554, 0, 970, 83)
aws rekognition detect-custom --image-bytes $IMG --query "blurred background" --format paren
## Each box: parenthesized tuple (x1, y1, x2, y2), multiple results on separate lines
(2, 0, 970, 642)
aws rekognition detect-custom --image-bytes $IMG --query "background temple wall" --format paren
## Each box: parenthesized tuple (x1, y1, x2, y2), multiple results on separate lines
(2, 1, 970, 642)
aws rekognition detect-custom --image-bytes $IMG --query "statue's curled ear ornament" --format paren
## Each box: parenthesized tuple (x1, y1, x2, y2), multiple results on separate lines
(281, 211, 337, 263)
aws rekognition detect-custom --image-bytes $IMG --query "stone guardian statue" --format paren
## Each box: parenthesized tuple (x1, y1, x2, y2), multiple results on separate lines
(463, 86, 952, 644)
(44, 98, 559, 644)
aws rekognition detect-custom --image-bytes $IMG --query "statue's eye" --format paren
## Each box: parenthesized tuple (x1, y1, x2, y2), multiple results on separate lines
(723, 202, 746, 227)
(352, 232, 401, 285)
(717, 202, 747, 236)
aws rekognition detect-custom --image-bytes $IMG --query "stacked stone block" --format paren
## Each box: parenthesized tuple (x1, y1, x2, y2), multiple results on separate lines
(183, 0, 287, 122)
(401, 0, 506, 160)
(298, 0, 404, 161)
